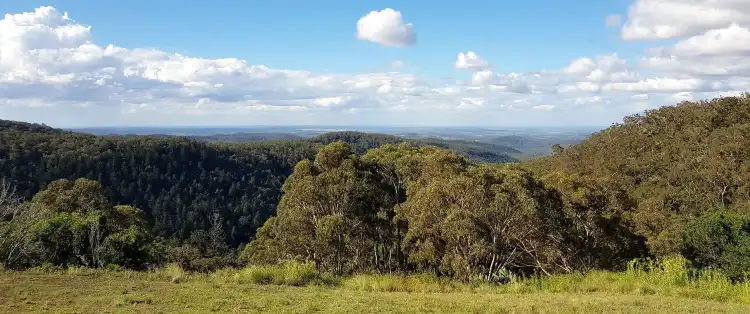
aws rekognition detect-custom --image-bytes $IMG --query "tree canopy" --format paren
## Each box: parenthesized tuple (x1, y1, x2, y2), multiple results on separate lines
(3, 94, 750, 278)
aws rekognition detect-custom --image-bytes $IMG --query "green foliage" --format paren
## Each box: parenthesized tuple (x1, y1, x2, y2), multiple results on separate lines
(31, 178, 110, 214)
(682, 212, 750, 281)
(250, 141, 642, 280)
(309, 131, 519, 163)
(0, 121, 516, 259)
(247, 141, 396, 275)
(0, 178, 159, 269)
(0, 124, 313, 248)
(31, 211, 97, 266)
(7, 93, 750, 283)
(525, 94, 750, 257)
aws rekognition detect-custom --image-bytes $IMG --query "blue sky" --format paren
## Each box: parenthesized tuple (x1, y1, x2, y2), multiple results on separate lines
(1, 0, 633, 74)
(0, 1, 748, 127)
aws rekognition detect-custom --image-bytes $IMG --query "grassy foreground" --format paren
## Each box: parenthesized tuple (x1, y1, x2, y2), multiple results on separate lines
(2, 272, 750, 314)
(4, 261, 750, 314)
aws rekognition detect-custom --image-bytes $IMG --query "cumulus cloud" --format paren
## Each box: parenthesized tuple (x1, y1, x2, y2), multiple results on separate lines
(564, 58, 596, 74)
(456, 98, 485, 111)
(356, 8, 416, 47)
(455, 51, 490, 71)
(563, 55, 638, 83)
(670, 24, 750, 57)
(532, 104, 555, 111)
(0, 6, 748, 127)
(602, 78, 710, 93)
(621, 0, 750, 40)
(0, 7, 431, 118)
(639, 18, 750, 78)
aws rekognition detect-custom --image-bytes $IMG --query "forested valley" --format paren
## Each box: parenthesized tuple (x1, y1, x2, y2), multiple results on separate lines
(3, 94, 750, 284)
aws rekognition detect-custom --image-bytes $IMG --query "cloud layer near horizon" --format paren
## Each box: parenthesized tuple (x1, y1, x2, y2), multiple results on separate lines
(0, 3, 748, 127)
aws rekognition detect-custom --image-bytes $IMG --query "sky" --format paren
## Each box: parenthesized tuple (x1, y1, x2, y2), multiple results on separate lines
(0, 1, 748, 127)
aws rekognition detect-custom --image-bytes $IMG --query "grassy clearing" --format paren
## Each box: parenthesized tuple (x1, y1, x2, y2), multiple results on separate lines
(3, 256, 750, 313)
(2, 272, 750, 314)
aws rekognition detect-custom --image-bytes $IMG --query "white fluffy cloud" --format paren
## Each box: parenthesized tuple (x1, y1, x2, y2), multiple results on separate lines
(621, 0, 750, 40)
(636, 7, 750, 79)
(532, 104, 555, 111)
(670, 24, 750, 57)
(356, 8, 416, 47)
(0, 6, 748, 127)
(602, 78, 710, 93)
(563, 55, 639, 84)
(455, 51, 490, 71)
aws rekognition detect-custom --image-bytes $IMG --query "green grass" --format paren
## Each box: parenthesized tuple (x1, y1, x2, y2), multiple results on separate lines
(211, 260, 337, 286)
(4, 256, 750, 313)
(1, 272, 749, 314)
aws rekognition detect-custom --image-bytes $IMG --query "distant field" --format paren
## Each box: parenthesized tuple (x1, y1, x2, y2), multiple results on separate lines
(2, 272, 750, 314)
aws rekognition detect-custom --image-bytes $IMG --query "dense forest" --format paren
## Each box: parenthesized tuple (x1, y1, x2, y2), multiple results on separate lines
(0, 121, 517, 270)
(0, 121, 308, 246)
(246, 94, 750, 280)
(152, 130, 521, 163)
(3, 94, 750, 281)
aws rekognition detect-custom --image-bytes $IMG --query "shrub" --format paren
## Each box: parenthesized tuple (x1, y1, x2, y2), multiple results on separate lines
(681, 212, 750, 281)
(235, 260, 333, 286)
(188, 257, 228, 273)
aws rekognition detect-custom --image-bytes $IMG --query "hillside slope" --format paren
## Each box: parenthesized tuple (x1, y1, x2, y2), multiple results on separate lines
(190, 130, 519, 163)
(0, 122, 311, 245)
(0, 121, 516, 247)
(524, 94, 750, 255)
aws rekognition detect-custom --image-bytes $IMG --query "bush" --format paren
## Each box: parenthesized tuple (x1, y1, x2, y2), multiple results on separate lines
(235, 260, 334, 286)
(681, 212, 750, 281)
(166, 242, 234, 273)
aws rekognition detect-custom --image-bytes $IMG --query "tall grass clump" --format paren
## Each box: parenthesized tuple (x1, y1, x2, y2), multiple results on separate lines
(343, 273, 477, 293)
(504, 255, 750, 303)
(231, 260, 334, 286)
(164, 263, 187, 283)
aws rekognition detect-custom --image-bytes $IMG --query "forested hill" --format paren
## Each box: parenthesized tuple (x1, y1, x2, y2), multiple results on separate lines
(4, 94, 750, 278)
(0, 122, 307, 246)
(0, 121, 515, 248)
(245, 94, 750, 280)
(524, 93, 750, 256)
(0, 119, 67, 134)
(170, 131, 521, 163)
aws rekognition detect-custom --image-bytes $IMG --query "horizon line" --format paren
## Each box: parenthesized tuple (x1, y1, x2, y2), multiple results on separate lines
(63, 124, 611, 129)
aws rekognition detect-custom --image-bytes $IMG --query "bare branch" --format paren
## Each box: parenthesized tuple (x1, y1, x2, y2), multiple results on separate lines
(0, 178, 21, 219)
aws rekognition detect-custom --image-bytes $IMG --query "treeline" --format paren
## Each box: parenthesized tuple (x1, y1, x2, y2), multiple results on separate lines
(243, 142, 644, 280)
(523, 93, 750, 279)
(1, 178, 157, 269)
(0, 122, 313, 248)
(246, 94, 750, 281)
(193, 130, 520, 163)
(4, 94, 750, 281)
(0, 121, 515, 261)
(0, 177, 240, 271)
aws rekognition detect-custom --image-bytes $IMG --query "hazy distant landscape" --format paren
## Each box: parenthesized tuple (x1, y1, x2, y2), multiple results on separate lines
(72, 126, 599, 158)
